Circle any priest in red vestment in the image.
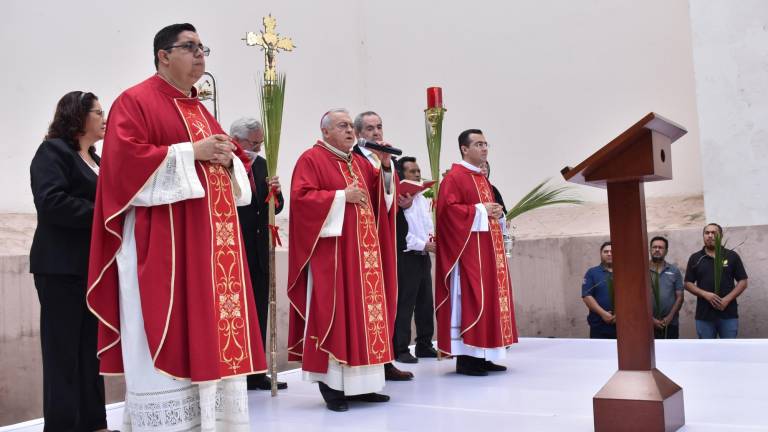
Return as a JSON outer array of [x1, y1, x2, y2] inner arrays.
[[287, 109, 398, 412], [435, 128, 519, 377], [86, 23, 265, 431]]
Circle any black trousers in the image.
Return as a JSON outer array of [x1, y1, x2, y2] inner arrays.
[[393, 253, 435, 355], [34, 274, 106, 432], [589, 324, 617, 339], [654, 324, 680, 339], [247, 262, 270, 384]]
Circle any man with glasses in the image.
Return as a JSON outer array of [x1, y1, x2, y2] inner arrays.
[[230, 117, 287, 391], [88, 23, 265, 430], [435, 129, 519, 376], [287, 109, 398, 411]]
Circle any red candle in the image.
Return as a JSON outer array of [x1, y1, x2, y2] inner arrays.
[[427, 87, 443, 108]]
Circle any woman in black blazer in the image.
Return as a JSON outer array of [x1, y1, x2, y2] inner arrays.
[[30, 91, 107, 431]]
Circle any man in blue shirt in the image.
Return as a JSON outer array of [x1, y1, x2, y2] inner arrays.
[[649, 236, 684, 339], [581, 242, 616, 339]]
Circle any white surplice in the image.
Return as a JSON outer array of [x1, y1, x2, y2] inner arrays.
[[117, 143, 253, 431]]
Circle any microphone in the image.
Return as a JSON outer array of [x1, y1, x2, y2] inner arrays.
[[357, 138, 403, 156]]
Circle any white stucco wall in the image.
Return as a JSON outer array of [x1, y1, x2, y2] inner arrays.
[[689, 0, 768, 227], [2, 0, 703, 213]]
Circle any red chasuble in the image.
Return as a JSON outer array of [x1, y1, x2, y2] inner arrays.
[[86, 75, 267, 381], [435, 163, 519, 354], [286, 143, 398, 373]]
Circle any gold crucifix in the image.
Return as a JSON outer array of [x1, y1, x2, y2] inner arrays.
[[243, 14, 295, 84]]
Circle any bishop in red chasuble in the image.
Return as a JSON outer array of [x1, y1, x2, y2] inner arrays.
[[86, 24, 264, 431], [435, 129, 518, 377], [287, 109, 398, 412]]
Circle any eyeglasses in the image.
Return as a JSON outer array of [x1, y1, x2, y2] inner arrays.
[[89, 109, 105, 117], [334, 122, 354, 131], [164, 42, 210, 56], [240, 138, 264, 147]]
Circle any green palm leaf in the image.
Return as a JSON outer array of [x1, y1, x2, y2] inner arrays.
[[259, 74, 286, 177], [505, 178, 583, 221]]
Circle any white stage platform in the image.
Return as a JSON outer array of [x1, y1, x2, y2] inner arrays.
[[4, 338, 767, 432]]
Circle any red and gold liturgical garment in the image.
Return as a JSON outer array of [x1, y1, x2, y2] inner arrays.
[[87, 75, 267, 382], [435, 163, 519, 354], [286, 142, 398, 373]]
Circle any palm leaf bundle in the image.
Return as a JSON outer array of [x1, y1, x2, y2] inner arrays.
[[260, 74, 286, 177], [713, 232, 727, 296], [425, 108, 445, 200], [651, 270, 661, 319]]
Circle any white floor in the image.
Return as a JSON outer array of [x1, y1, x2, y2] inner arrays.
[[4, 338, 768, 432]]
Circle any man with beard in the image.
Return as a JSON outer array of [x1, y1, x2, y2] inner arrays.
[[648, 236, 684, 339], [684, 223, 748, 338]]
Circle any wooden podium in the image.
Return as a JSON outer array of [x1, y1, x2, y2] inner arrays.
[[561, 113, 687, 432]]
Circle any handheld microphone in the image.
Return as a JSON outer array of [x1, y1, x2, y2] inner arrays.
[[357, 138, 403, 156]]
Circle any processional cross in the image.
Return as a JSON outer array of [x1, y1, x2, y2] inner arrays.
[[243, 14, 295, 84]]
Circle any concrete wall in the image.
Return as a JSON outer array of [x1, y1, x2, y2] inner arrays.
[[511, 225, 768, 339], [2, 0, 703, 213], [689, 0, 768, 227]]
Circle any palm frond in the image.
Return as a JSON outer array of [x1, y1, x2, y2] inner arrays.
[[505, 178, 583, 221], [713, 232, 727, 296], [259, 74, 286, 177]]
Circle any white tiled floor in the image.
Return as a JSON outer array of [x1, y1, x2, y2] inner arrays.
[[4, 338, 768, 431]]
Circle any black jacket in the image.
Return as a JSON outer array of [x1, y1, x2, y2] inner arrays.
[[237, 156, 284, 275], [29, 138, 100, 276]]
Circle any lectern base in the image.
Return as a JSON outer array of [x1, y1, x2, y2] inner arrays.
[[593, 369, 684, 432]]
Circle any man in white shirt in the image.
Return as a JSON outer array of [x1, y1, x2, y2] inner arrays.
[[393, 156, 438, 363]]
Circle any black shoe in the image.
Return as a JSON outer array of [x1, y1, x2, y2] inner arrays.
[[319, 382, 348, 411], [455, 355, 488, 376], [482, 360, 507, 372], [415, 345, 438, 358], [326, 400, 349, 412], [396, 352, 418, 364], [346, 392, 390, 403], [384, 362, 414, 381], [247, 374, 288, 390]]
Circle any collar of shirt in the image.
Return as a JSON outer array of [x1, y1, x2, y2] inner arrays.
[[459, 160, 481, 172], [320, 140, 352, 160], [649, 261, 672, 273], [357, 145, 380, 168]]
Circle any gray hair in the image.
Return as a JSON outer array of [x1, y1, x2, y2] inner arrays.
[[353, 111, 380, 134], [320, 108, 349, 130], [229, 117, 263, 139]]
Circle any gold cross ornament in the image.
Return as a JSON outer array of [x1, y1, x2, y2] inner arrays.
[[243, 14, 295, 83]]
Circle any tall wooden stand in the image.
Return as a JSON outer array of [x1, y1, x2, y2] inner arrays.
[[562, 113, 688, 432]]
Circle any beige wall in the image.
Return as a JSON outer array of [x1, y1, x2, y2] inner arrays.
[[2, 0, 702, 213]]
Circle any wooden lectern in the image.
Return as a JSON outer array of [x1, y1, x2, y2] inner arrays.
[[561, 113, 687, 432]]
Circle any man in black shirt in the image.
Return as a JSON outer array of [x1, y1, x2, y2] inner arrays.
[[684, 223, 748, 338]]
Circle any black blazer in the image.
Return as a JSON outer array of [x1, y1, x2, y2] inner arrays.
[[29, 138, 100, 276], [237, 156, 284, 275]]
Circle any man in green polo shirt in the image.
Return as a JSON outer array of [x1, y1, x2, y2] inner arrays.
[[649, 236, 684, 339]]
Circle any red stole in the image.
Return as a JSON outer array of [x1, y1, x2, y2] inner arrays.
[[435, 163, 518, 354], [87, 75, 266, 381], [286, 143, 397, 372]]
